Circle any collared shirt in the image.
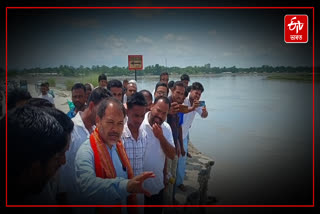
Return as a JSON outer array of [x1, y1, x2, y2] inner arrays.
[[181, 94, 203, 139], [75, 139, 129, 205], [39, 94, 54, 104], [122, 122, 147, 176], [58, 112, 95, 203], [141, 112, 175, 195], [123, 94, 128, 104]]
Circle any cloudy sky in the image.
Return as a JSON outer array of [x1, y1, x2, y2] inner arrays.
[[6, 8, 314, 69]]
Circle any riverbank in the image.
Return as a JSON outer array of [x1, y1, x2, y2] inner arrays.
[[174, 142, 216, 204], [10, 71, 319, 92], [266, 72, 320, 82]]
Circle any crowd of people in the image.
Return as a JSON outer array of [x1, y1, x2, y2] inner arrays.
[[6, 72, 208, 213]]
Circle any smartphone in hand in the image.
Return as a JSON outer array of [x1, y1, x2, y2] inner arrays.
[[199, 101, 206, 107]]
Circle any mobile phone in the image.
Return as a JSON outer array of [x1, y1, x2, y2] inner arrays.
[[179, 104, 189, 113], [199, 101, 205, 107]]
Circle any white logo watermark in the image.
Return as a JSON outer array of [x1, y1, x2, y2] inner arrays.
[[287, 17, 304, 34]]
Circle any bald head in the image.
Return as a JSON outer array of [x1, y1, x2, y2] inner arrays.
[[96, 97, 126, 146], [97, 97, 126, 119]]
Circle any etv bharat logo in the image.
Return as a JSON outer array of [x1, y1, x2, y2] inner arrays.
[[284, 15, 308, 43]]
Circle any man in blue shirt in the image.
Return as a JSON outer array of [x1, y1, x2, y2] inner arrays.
[[75, 97, 155, 209]]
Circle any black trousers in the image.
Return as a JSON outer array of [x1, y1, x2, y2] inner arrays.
[[144, 188, 164, 214]]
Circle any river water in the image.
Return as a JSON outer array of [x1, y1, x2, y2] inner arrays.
[[137, 74, 317, 205], [21, 73, 317, 205]]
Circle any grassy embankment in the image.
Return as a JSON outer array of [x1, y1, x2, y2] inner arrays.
[[266, 73, 320, 82], [64, 74, 100, 90]]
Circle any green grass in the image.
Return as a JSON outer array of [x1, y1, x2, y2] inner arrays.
[[65, 80, 75, 91], [47, 78, 56, 87], [267, 73, 320, 82], [64, 74, 101, 90], [81, 74, 99, 87]]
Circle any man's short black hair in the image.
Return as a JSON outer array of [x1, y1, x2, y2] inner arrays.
[[107, 79, 123, 90], [127, 92, 147, 110], [7, 88, 32, 110], [168, 80, 175, 89], [186, 86, 192, 94], [97, 97, 126, 119], [184, 88, 189, 97], [88, 87, 113, 105], [98, 74, 107, 82], [172, 81, 185, 90], [139, 89, 153, 101], [191, 82, 204, 93], [71, 83, 86, 93], [154, 96, 171, 109], [160, 72, 169, 80], [41, 107, 74, 135], [27, 98, 54, 108], [155, 82, 169, 95], [180, 74, 190, 81], [7, 105, 66, 177]]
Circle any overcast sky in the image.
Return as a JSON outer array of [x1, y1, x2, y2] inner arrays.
[[5, 8, 314, 69]]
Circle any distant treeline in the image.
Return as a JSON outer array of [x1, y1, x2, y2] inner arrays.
[[2, 64, 317, 77]]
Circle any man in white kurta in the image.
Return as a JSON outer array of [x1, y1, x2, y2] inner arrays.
[[140, 97, 175, 214], [142, 111, 174, 196], [176, 82, 208, 190], [58, 111, 93, 203]]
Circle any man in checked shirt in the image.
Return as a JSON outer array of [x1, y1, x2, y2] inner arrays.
[[122, 92, 148, 209]]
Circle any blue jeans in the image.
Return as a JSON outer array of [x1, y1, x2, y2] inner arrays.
[[176, 135, 188, 186]]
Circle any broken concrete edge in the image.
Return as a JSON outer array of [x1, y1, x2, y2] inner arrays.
[[173, 141, 216, 207]]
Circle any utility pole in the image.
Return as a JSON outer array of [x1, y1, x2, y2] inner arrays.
[[135, 69, 137, 81]]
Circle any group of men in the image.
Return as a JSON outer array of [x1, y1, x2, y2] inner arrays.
[[7, 72, 208, 213]]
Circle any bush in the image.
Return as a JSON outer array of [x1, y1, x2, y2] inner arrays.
[[65, 80, 75, 91], [81, 74, 99, 87], [47, 78, 56, 87]]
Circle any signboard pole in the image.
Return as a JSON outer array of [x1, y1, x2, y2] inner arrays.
[[135, 69, 137, 81]]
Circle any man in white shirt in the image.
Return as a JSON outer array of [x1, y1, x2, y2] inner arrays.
[[176, 82, 208, 191], [123, 81, 137, 104], [39, 83, 54, 106], [58, 87, 112, 204], [141, 96, 175, 214]]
